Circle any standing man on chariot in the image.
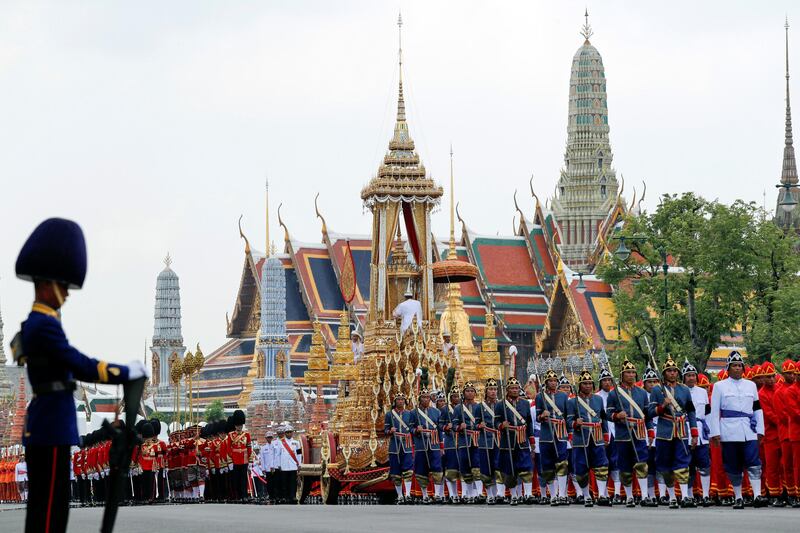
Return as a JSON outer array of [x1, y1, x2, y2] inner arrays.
[[567, 370, 610, 507], [648, 355, 698, 509], [410, 387, 444, 503], [708, 351, 768, 509], [499, 377, 535, 506], [452, 381, 483, 502], [384, 392, 414, 504], [606, 358, 655, 507], [392, 284, 423, 337], [536, 370, 570, 506]]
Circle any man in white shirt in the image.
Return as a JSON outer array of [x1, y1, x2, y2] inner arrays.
[[683, 360, 712, 506], [276, 425, 302, 504], [351, 329, 364, 364], [708, 351, 768, 509], [393, 286, 423, 337], [15, 453, 28, 502], [260, 432, 276, 502], [271, 427, 286, 503]]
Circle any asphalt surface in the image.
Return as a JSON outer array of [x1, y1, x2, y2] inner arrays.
[[1, 503, 797, 532]]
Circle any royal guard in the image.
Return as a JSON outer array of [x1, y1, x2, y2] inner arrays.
[[166, 436, 181, 502], [708, 351, 768, 509], [498, 377, 535, 506], [683, 360, 712, 506], [648, 355, 698, 508], [641, 366, 663, 502], [596, 368, 621, 503], [384, 392, 414, 504], [148, 419, 167, 502], [775, 359, 797, 506], [567, 370, 610, 507], [607, 358, 656, 507], [439, 385, 462, 503], [536, 369, 570, 506], [757, 362, 783, 504], [138, 422, 158, 503], [410, 387, 444, 503], [476, 378, 505, 504], [786, 360, 800, 508], [227, 410, 252, 502], [452, 381, 482, 502]]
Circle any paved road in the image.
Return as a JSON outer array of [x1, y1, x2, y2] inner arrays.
[[1, 503, 797, 533]]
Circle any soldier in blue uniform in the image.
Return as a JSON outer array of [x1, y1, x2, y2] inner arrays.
[[567, 370, 610, 507], [607, 358, 656, 507], [384, 392, 414, 504], [647, 355, 698, 509], [642, 365, 663, 502], [438, 386, 462, 503], [409, 388, 444, 503], [597, 367, 622, 503], [476, 378, 505, 504], [12, 218, 147, 533], [452, 381, 482, 502], [682, 359, 712, 506], [536, 369, 570, 505], [498, 377, 535, 505]]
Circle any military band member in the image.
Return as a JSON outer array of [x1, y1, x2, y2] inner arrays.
[[453, 381, 483, 502], [439, 387, 462, 502], [410, 388, 444, 503], [13, 218, 147, 533], [384, 392, 414, 503], [138, 422, 158, 503], [606, 358, 655, 507], [499, 377, 535, 506], [648, 355, 698, 508], [567, 370, 610, 507], [477, 378, 505, 503], [708, 351, 768, 509], [536, 370, 570, 506], [228, 410, 252, 502], [683, 360, 712, 506]]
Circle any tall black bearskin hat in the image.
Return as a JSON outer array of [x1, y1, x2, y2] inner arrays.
[[226, 416, 235, 433], [232, 409, 246, 426], [149, 418, 162, 436], [140, 422, 155, 439], [16, 218, 88, 289]]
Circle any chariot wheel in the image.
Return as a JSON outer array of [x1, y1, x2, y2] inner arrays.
[[320, 473, 341, 505]]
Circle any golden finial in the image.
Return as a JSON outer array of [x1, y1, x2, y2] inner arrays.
[[580, 8, 594, 44], [395, 11, 406, 123], [277, 203, 290, 245], [238, 215, 251, 255], [449, 144, 456, 256], [163, 253, 172, 269], [314, 192, 328, 238]]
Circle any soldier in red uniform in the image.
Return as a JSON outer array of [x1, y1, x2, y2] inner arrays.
[[757, 362, 784, 504], [166, 434, 182, 503], [786, 360, 800, 508], [149, 419, 167, 502], [775, 360, 797, 506], [227, 410, 252, 502], [138, 422, 158, 503]]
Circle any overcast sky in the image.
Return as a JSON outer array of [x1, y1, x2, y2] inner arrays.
[[0, 1, 796, 368]]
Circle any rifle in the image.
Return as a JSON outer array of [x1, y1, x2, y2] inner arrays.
[[642, 337, 689, 456], [101, 377, 146, 533], [499, 360, 515, 480]]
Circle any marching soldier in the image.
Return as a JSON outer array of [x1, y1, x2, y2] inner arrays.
[[13, 217, 147, 533], [138, 422, 158, 503], [439, 386, 462, 502], [607, 358, 655, 507], [782, 360, 800, 507], [648, 355, 698, 508], [756, 362, 783, 504], [708, 351, 768, 509], [536, 369, 570, 506], [150, 418, 168, 502], [384, 392, 414, 504], [499, 377, 535, 505], [567, 370, 610, 507], [683, 360, 712, 506], [597, 368, 621, 503], [452, 381, 483, 502], [228, 410, 253, 502], [410, 388, 444, 503], [477, 378, 505, 504], [642, 366, 663, 502]]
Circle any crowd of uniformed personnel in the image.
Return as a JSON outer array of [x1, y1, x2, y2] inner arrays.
[[382, 353, 800, 509], [62, 408, 303, 506]]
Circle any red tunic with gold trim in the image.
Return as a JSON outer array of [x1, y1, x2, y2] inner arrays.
[[226, 430, 252, 466]]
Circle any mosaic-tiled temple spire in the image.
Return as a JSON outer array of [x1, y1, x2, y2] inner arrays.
[[776, 18, 800, 231], [551, 11, 619, 269], [150, 254, 186, 412]]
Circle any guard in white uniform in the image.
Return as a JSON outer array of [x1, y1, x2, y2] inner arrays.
[[15, 453, 29, 502], [392, 285, 423, 336], [275, 425, 302, 504], [708, 351, 768, 509], [683, 360, 712, 506]]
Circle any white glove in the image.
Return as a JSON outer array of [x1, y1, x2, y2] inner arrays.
[[128, 360, 150, 380]]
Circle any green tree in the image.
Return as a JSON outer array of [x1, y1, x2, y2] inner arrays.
[[150, 411, 173, 424], [598, 193, 798, 370], [204, 399, 225, 422]]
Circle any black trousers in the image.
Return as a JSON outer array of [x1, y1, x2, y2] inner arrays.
[[26, 444, 71, 533], [157, 469, 167, 501], [283, 470, 297, 503], [141, 471, 156, 502], [232, 464, 248, 500]]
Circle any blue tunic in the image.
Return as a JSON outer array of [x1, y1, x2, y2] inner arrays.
[[409, 406, 442, 451], [647, 383, 697, 441], [21, 305, 131, 446], [567, 394, 608, 447], [606, 385, 653, 442], [535, 390, 569, 443], [384, 409, 414, 454]]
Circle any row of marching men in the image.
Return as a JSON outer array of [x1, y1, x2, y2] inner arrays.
[[384, 350, 796, 510], [0, 445, 28, 503]]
